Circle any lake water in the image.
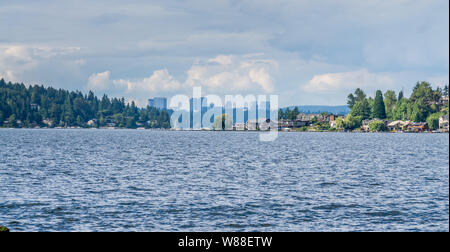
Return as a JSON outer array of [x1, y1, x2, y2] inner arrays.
[[0, 129, 448, 232]]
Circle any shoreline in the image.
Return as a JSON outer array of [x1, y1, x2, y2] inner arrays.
[[0, 127, 448, 134]]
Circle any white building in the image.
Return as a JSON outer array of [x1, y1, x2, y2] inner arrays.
[[246, 119, 278, 131], [439, 115, 449, 132]]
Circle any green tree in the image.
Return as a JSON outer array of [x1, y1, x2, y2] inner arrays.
[[63, 96, 74, 125], [212, 114, 232, 130], [410, 82, 437, 106], [369, 120, 387, 132], [286, 107, 299, 120], [384, 90, 397, 119], [354, 88, 366, 102], [392, 98, 409, 120], [441, 100, 449, 115], [398, 90, 404, 101], [278, 109, 284, 120], [336, 117, 344, 129], [125, 117, 137, 128], [426, 113, 443, 130], [347, 93, 356, 109], [409, 97, 430, 122], [7, 114, 17, 128], [350, 99, 371, 119], [76, 115, 83, 127], [372, 90, 386, 119], [337, 114, 362, 131]]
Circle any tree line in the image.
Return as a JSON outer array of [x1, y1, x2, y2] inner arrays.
[[338, 81, 448, 130], [0, 79, 171, 128]]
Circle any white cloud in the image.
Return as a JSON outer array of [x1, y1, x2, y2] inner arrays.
[[302, 69, 395, 93], [185, 54, 277, 93], [87, 71, 111, 91], [208, 55, 234, 65], [0, 46, 39, 82], [0, 44, 81, 83], [85, 69, 182, 106], [113, 69, 181, 92], [85, 54, 278, 106]]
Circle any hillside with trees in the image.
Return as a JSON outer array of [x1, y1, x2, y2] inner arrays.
[[0, 79, 171, 128], [338, 81, 449, 131]]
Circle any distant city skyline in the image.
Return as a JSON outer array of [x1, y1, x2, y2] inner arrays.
[[0, 0, 448, 107], [148, 97, 167, 110]]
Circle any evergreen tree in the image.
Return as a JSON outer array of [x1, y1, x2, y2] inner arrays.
[[290, 107, 299, 120], [398, 90, 404, 101], [354, 88, 366, 102], [278, 109, 284, 120], [347, 93, 356, 109], [372, 90, 386, 119]]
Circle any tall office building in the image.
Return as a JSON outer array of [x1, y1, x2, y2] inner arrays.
[[190, 97, 207, 129], [148, 97, 167, 110]]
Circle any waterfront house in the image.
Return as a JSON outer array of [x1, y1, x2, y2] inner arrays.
[[246, 119, 259, 131], [407, 122, 429, 133], [279, 119, 294, 129], [246, 119, 277, 131], [42, 119, 53, 127], [329, 114, 345, 128], [387, 120, 411, 132], [297, 113, 327, 122], [361, 119, 393, 132], [278, 119, 307, 129], [296, 113, 308, 121], [439, 115, 449, 132], [234, 123, 246, 131], [259, 119, 278, 131], [439, 96, 449, 106], [293, 120, 308, 128], [329, 120, 337, 128], [297, 113, 316, 121], [87, 119, 97, 127], [361, 119, 372, 132], [30, 103, 40, 111]]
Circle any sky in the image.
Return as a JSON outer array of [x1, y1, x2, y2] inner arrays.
[[0, 0, 448, 107]]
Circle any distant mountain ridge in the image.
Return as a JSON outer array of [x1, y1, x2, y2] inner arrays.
[[282, 105, 350, 115]]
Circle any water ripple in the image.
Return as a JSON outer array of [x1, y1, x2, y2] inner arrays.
[[0, 129, 448, 232]]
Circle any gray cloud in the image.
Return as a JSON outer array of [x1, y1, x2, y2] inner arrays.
[[0, 0, 448, 106]]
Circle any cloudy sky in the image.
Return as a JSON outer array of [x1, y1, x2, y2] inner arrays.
[[0, 0, 448, 107]]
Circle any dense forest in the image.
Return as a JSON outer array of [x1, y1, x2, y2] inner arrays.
[[339, 81, 449, 130], [0, 79, 171, 128]]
